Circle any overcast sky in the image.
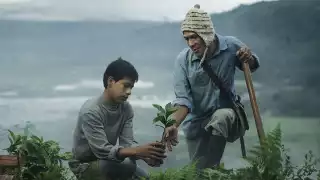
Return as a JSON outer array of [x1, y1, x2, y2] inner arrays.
[[0, 0, 273, 21]]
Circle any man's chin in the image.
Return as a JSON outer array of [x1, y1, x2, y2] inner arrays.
[[194, 51, 204, 58], [191, 49, 203, 57]]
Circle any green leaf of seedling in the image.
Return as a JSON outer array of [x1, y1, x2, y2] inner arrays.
[[152, 104, 165, 113], [165, 102, 173, 110], [165, 119, 177, 127], [165, 107, 178, 119], [153, 115, 167, 125], [159, 117, 167, 126], [167, 106, 178, 112], [157, 112, 166, 118], [155, 124, 165, 129], [153, 116, 162, 124]]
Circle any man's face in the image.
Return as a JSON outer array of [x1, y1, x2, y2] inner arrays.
[[183, 31, 206, 57], [107, 77, 135, 103]]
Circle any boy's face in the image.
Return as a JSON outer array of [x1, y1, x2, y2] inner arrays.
[[107, 77, 135, 103]]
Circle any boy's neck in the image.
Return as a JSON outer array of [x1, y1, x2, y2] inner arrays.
[[101, 90, 119, 109]]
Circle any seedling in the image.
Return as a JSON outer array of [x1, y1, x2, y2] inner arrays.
[[150, 102, 178, 166], [152, 102, 178, 142]]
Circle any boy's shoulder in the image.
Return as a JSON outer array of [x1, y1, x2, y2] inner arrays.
[[78, 96, 101, 116], [78, 96, 134, 118], [122, 101, 134, 116]]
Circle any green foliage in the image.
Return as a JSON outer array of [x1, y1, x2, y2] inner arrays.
[[4, 123, 319, 180], [241, 124, 284, 179], [32, 166, 73, 180], [3, 124, 73, 180], [152, 102, 178, 129], [147, 124, 320, 180], [146, 162, 200, 180]]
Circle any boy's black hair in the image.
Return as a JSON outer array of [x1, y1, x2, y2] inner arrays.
[[103, 57, 139, 88]]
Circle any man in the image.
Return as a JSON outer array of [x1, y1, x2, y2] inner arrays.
[[69, 57, 166, 180], [164, 5, 260, 169]]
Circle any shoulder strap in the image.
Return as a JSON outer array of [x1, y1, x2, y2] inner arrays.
[[201, 60, 235, 102], [201, 60, 226, 94], [186, 49, 235, 102]]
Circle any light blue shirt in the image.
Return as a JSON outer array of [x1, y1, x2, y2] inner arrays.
[[172, 34, 260, 133]]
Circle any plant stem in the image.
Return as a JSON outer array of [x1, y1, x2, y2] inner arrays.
[[160, 130, 165, 143], [155, 124, 166, 143]]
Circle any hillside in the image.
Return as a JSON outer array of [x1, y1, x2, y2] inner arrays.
[[1, 0, 320, 116]]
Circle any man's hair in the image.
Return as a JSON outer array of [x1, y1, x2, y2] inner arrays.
[[103, 57, 139, 88]]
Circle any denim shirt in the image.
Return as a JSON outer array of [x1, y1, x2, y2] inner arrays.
[[172, 34, 260, 133]]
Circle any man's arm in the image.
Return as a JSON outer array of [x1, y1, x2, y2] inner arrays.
[[171, 52, 193, 127], [230, 37, 260, 72], [81, 112, 136, 162]]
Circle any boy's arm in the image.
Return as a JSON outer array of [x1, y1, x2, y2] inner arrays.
[[119, 104, 135, 148], [81, 112, 134, 162], [118, 104, 141, 160]]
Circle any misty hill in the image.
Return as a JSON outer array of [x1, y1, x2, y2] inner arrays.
[[1, 0, 320, 116]]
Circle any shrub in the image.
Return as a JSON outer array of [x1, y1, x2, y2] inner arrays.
[[3, 126, 73, 180]]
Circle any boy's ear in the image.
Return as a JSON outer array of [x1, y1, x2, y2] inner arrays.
[[108, 76, 115, 86]]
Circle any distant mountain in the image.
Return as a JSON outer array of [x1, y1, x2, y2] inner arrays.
[[1, 0, 319, 116]]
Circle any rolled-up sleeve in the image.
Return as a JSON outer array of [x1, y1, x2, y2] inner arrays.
[[172, 52, 193, 112], [81, 112, 124, 162], [230, 37, 260, 72]]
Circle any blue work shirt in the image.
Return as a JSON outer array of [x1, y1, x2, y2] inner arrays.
[[172, 34, 260, 134]]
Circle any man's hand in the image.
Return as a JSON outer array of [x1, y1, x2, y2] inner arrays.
[[236, 47, 254, 63], [163, 125, 179, 151], [134, 142, 167, 160]]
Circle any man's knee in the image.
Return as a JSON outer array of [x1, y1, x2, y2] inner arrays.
[[213, 108, 236, 121], [186, 133, 226, 169], [204, 108, 236, 138]]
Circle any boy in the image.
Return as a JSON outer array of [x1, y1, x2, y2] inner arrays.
[[70, 57, 166, 180]]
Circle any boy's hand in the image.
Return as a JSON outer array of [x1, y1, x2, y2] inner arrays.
[[134, 142, 166, 160]]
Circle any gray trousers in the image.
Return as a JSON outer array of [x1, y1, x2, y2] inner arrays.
[[184, 108, 236, 169], [99, 158, 149, 180], [69, 158, 149, 180]]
